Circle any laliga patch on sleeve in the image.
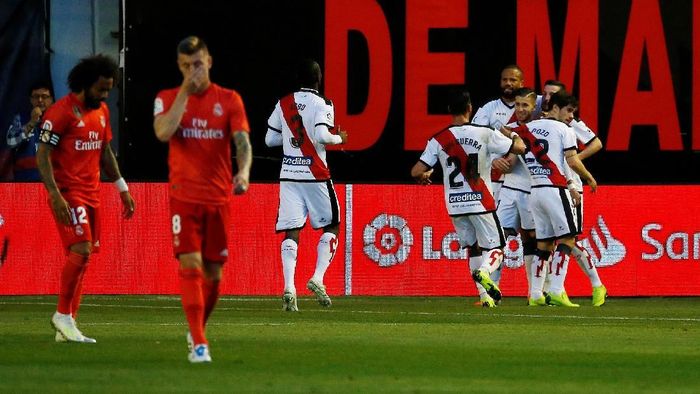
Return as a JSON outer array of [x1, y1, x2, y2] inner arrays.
[[154, 98, 164, 116]]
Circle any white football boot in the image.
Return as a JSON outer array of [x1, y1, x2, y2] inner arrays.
[[188, 344, 212, 363], [306, 278, 331, 307], [186, 332, 194, 352], [282, 290, 298, 312], [51, 312, 85, 343], [74, 323, 97, 344]]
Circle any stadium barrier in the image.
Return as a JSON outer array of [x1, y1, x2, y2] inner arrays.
[[1, 183, 698, 296]]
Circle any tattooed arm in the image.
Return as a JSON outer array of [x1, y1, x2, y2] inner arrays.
[[232, 131, 252, 195]]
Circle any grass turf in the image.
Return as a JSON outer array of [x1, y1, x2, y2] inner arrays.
[[0, 296, 699, 393]]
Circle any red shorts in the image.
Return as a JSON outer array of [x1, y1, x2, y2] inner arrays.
[[170, 198, 230, 262], [51, 198, 101, 254]]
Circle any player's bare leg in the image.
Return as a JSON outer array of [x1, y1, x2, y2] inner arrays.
[[52, 241, 95, 343], [307, 224, 337, 307], [281, 230, 300, 311], [178, 252, 211, 362]]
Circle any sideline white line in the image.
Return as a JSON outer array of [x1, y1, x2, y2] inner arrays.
[[78, 322, 296, 327], [2, 301, 698, 322]]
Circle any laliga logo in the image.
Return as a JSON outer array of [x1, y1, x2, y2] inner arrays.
[[363, 214, 468, 266], [363, 214, 413, 267], [579, 215, 626, 267]]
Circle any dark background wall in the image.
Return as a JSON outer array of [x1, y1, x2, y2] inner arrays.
[[122, 0, 700, 184]]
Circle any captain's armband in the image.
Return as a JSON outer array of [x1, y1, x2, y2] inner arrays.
[[39, 126, 60, 147]]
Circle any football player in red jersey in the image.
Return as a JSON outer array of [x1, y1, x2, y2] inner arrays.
[[154, 36, 252, 363], [36, 55, 135, 343]]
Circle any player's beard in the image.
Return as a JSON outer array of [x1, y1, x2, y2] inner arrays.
[[84, 94, 103, 109], [502, 88, 515, 101]]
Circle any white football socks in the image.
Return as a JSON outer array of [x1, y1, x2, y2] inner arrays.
[[480, 248, 503, 274], [530, 253, 550, 300], [312, 232, 337, 283], [523, 254, 534, 294], [547, 250, 570, 295], [572, 243, 603, 287], [281, 239, 298, 293], [469, 255, 488, 299]]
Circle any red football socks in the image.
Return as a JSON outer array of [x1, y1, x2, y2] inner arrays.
[[71, 267, 88, 319], [57, 252, 89, 315], [179, 267, 207, 345], [202, 278, 220, 325]]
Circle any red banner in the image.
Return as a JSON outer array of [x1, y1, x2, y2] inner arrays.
[[349, 184, 700, 296], [1, 183, 698, 296], [0, 184, 345, 296]]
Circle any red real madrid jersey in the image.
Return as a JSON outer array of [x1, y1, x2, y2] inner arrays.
[[40, 93, 112, 207], [154, 83, 250, 204]]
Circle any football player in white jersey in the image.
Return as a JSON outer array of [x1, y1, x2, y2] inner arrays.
[[539, 82, 607, 306], [265, 59, 348, 312], [536, 80, 566, 119], [512, 91, 597, 307], [496, 88, 539, 303], [411, 88, 525, 307], [472, 65, 526, 287]]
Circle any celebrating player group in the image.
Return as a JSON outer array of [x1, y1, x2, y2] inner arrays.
[[37, 36, 604, 363], [412, 65, 606, 309]]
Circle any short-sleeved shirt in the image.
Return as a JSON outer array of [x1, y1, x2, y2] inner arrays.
[[513, 118, 577, 188], [419, 123, 514, 215], [40, 93, 112, 207], [569, 118, 598, 191], [502, 122, 533, 193], [154, 83, 250, 205], [472, 98, 518, 183], [267, 88, 335, 181]]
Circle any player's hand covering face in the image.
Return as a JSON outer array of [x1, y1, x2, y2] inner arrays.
[[178, 50, 212, 95]]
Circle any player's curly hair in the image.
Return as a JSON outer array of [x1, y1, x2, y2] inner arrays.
[[67, 54, 119, 93]]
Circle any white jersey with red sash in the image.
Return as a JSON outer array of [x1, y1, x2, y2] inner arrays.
[[472, 98, 519, 185], [267, 88, 335, 181], [418, 123, 514, 216], [512, 118, 577, 189]]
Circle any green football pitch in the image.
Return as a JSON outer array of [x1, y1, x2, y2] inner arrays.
[[1, 296, 699, 393]]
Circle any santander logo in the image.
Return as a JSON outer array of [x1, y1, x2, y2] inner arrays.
[[578, 215, 626, 267]]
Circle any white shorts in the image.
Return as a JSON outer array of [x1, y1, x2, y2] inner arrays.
[[530, 187, 578, 241], [491, 182, 502, 203], [276, 180, 340, 232], [497, 186, 535, 231], [450, 212, 505, 250]]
